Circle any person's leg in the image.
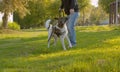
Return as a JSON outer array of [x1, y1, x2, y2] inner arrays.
[[67, 12, 79, 46]]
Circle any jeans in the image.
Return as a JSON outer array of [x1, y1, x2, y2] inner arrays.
[[67, 12, 79, 46]]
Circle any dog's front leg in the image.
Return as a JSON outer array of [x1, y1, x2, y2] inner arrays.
[[48, 30, 52, 48], [66, 35, 72, 48], [60, 36, 66, 50], [48, 36, 50, 48], [48, 34, 52, 48]]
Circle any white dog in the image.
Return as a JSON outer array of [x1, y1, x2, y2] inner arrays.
[[45, 17, 72, 50]]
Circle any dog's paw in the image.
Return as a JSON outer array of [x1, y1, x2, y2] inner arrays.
[[48, 45, 50, 48], [68, 45, 72, 48], [64, 48, 67, 50]]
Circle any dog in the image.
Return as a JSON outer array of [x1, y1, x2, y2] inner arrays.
[[45, 17, 72, 50]]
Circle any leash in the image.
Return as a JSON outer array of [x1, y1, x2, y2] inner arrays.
[[59, 10, 65, 18], [58, 10, 69, 21]]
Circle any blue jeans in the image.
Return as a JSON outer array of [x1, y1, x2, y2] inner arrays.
[[67, 12, 79, 46]]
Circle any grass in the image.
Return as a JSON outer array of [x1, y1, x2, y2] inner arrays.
[[0, 25, 120, 72]]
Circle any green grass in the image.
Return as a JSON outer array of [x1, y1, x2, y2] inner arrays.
[[0, 25, 120, 72]]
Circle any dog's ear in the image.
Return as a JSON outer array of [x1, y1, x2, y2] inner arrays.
[[54, 18, 59, 20]]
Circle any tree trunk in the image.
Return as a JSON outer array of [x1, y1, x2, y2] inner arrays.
[[2, 12, 9, 29], [82, 10, 85, 26]]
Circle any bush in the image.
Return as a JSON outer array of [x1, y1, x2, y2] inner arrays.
[[8, 22, 20, 30]]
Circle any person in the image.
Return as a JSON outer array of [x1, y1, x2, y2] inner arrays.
[[59, 0, 79, 47]]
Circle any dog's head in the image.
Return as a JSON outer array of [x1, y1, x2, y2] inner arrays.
[[54, 17, 68, 28]]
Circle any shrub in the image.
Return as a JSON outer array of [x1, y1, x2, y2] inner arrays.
[[8, 22, 20, 30]]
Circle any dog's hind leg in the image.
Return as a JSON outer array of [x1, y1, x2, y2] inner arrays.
[[60, 36, 66, 50], [66, 35, 72, 48], [53, 35, 57, 46]]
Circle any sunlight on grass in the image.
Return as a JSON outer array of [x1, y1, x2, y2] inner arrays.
[[76, 25, 119, 32], [14, 46, 120, 62], [104, 37, 120, 44], [0, 29, 47, 39]]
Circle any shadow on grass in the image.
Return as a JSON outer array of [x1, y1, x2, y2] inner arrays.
[[0, 34, 64, 59]]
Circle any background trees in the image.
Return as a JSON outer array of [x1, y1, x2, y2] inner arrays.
[[99, 0, 115, 13], [0, 0, 116, 29], [14, 0, 90, 29], [0, 0, 29, 29], [14, 0, 61, 28], [99, 0, 120, 25], [89, 6, 109, 25]]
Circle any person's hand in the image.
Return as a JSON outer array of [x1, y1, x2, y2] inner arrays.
[[70, 9, 74, 14]]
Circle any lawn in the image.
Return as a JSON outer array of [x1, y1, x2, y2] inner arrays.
[[0, 26, 120, 72]]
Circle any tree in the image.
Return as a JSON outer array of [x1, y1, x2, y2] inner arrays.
[[14, 0, 61, 29], [89, 6, 109, 25], [14, 0, 91, 28], [77, 0, 90, 11], [14, 0, 46, 28], [0, 0, 29, 29], [77, 0, 91, 25], [99, 0, 115, 13]]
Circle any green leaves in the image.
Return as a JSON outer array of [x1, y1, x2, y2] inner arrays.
[[13, 0, 91, 28], [89, 7, 109, 25], [78, 0, 90, 11], [0, 0, 30, 28], [0, 0, 29, 18], [99, 0, 115, 13]]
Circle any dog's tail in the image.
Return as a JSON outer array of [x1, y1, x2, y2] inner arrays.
[[45, 19, 52, 29]]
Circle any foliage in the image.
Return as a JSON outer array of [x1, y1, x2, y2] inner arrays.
[[99, 0, 115, 13], [78, 4, 92, 26], [78, 0, 90, 11], [89, 6, 109, 25], [77, 0, 91, 26], [8, 22, 20, 30], [14, 0, 90, 29], [0, 26, 120, 71], [14, 0, 60, 29], [78, 5, 109, 26], [0, 0, 29, 18], [0, 0, 30, 28]]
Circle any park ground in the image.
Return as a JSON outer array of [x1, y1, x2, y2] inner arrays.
[[0, 25, 120, 72]]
